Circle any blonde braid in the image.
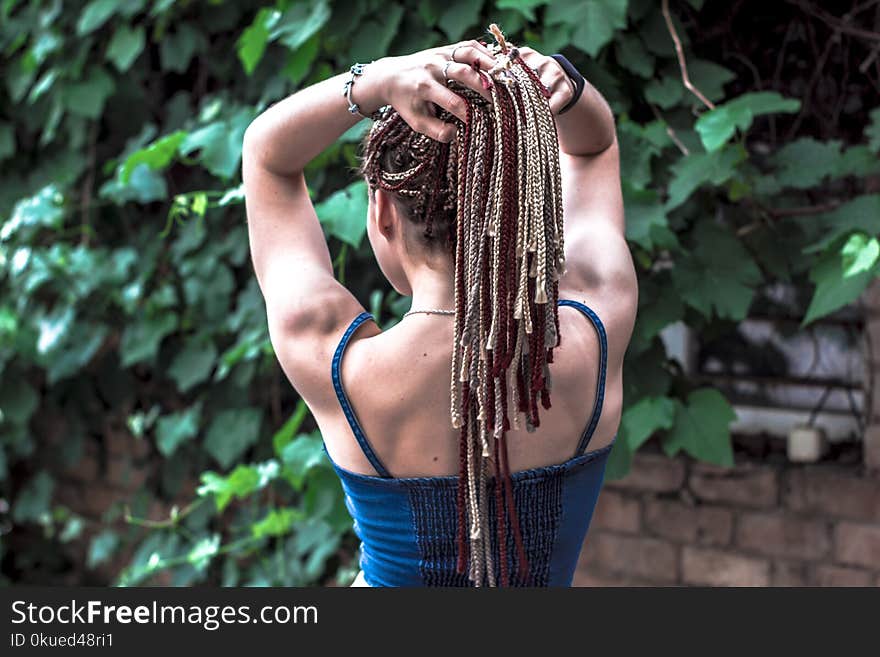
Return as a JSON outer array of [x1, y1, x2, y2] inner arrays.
[[426, 24, 565, 585]]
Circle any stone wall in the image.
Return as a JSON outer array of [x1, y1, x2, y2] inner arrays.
[[574, 451, 880, 586]]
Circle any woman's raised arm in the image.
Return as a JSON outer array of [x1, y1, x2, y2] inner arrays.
[[240, 42, 496, 411]]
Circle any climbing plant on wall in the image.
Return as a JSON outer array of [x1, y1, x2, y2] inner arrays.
[[1, 0, 878, 584]]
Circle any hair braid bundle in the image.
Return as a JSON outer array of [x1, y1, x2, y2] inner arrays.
[[359, 24, 565, 587], [447, 24, 565, 586]]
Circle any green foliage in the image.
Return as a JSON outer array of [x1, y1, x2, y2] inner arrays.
[[695, 92, 800, 152], [1, 0, 878, 586]]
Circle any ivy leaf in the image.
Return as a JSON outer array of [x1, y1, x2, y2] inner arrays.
[[187, 534, 220, 571], [624, 186, 674, 251], [687, 59, 736, 103], [803, 195, 880, 254], [1, 185, 65, 242], [87, 530, 120, 568], [12, 470, 54, 523], [438, 1, 482, 41], [252, 507, 305, 539], [61, 67, 115, 119], [283, 34, 319, 84], [180, 109, 253, 179], [546, 0, 628, 57], [198, 465, 261, 511], [272, 0, 331, 51], [617, 118, 670, 190], [204, 408, 263, 469], [842, 233, 880, 277], [620, 396, 676, 451], [45, 322, 108, 384], [273, 400, 309, 455], [281, 432, 328, 491], [671, 221, 762, 320], [769, 138, 842, 189], [662, 389, 735, 466], [496, 0, 550, 21], [76, 0, 123, 36], [237, 7, 276, 76], [315, 180, 368, 247], [350, 5, 405, 61], [803, 238, 880, 326], [0, 378, 38, 425], [644, 76, 682, 109], [666, 145, 745, 210], [106, 24, 145, 72], [615, 33, 654, 78], [119, 312, 178, 367], [120, 131, 187, 183], [630, 275, 683, 354], [101, 162, 168, 203], [834, 145, 880, 179], [156, 403, 202, 457], [167, 339, 217, 393], [603, 438, 633, 480], [159, 23, 204, 73], [695, 91, 800, 152]]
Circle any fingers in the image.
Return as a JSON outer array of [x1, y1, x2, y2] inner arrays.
[[514, 48, 575, 116], [422, 80, 470, 124], [448, 40, 497, 72], [400, 103, 458, 143], [443, 61, 493, 101]]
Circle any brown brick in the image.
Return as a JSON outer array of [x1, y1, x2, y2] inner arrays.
[[104, 429, 151, 458], [607, 453, 686, 493], [582, 532, 679, 582], [834, 522, 880, 568], [689, 462, 778, 508], [864, 425, 880, 474], [572, 569, 652, 587], [784, 468, 880, 522], [772, 560, 808, 587], [644, 500, 732, 546], [106, 456, 149, 490], [736, 512, 831, 560], [812, 565, 874, 587], [864, 278, 880, 311], [59, 451, 101, 483], [591, 490, 641, 533], [682, 547, 770, 587], [55, 481, 125, 519]]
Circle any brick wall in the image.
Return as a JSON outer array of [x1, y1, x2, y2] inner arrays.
[[574, 451, 880, 587]]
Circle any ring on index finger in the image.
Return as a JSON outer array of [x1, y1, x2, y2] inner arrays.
[[442, 60, 454, 81], [450, 45, 464, 62]]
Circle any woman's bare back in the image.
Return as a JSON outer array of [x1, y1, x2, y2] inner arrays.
[[313, 283, 630, 479]]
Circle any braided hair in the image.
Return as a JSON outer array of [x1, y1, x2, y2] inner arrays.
[[359, 24, 565, 587]]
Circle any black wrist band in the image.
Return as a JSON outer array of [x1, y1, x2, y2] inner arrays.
[[551, 54, 586, 115]]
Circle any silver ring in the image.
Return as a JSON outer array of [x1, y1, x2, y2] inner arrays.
[[442, 60, 454, 80], [450, 45, 464, 62]]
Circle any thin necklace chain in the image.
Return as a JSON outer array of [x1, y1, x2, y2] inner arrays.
[[403, 308, 456, 318]]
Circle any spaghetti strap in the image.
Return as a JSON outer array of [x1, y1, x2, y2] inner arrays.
[[330, 311, 391, 478], [557, 299, 609, 456]]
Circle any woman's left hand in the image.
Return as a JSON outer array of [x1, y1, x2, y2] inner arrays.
[[356, 40, 498, 143]]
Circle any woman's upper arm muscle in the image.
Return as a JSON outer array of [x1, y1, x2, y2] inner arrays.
[[557, 137, 637, 368], [557, 137, 628, 291], [242, 149, 369, 409]]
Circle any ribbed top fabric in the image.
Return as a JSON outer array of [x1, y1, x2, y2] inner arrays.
[[326, 298, 613, 586]]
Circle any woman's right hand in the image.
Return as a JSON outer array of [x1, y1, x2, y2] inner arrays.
[[513, 47, 578, 116], [356, 41, 499, 143]]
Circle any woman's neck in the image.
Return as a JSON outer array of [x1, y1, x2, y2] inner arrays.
[[405, 259, 456, 312]]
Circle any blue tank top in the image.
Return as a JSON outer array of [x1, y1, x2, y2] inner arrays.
[[326, 298, 614, 586]]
